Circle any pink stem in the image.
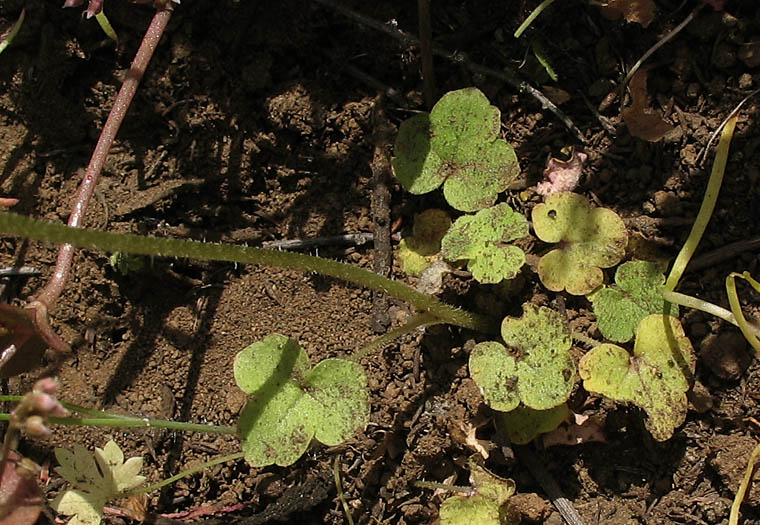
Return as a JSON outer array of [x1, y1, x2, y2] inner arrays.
[[33, 8, 172, 310]]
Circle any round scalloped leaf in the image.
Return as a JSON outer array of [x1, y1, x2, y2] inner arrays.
[[234, 335, 370, 466], [306, 359, 369, 446], [237, 382, 317, 467], [579, 314, 695, 441], [233, 334, 311, 394], [392, 88, 520, 212], [496, 404, 571, 445], [501, 305, 576, 410], [440, 139, 520, 212], [469, 341, 520, 412], [392, 113, 446, 195], [591, 260, 678, 343], [532, 192, 628, 295], [441, 203, 528, 284], [430, 88, 501, 156], [398, 209, 452, 276]]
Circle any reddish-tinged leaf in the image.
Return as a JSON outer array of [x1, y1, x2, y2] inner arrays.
[[0, 452, 43, 525], [0, 303, 69, 379]]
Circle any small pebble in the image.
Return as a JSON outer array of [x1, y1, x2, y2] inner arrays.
[[699, 330, 751, 380]]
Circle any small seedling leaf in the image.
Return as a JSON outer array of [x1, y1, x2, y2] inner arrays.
[[306, 358, 369, 446], [439, 457, 517, 525], [532, 192, 627, 295], [470, 341, 521, 412], [441, 203, 528, 284], [496, 404, 571, 445], [392, 88, 520, 212], [393, 113, 446, 195], [470, 305, 576, 411], [234, 334, 369, 466], [592, 260, 678, 342], [579, 314, 695, 441], [398, 209, 451, 276], [52, 440, 146, 525]]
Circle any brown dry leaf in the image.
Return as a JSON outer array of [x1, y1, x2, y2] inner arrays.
[[622, 70, 675, 142], [0, 452, 43, 525], [592, 0, 656, 27], [452, 420, 492, 460]]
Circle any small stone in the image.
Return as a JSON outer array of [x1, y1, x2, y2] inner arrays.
[[738, 73, 753, 90], [739, 42, 760, 69], [687, 380, 714, 413], [511, 492, 552, 523], [699, 330, 752, 380], [653, 190, 682, 217]]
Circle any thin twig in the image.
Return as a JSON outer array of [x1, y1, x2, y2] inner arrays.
[[312, 0, 586, 143], [0, 266, 39, 277], [417, 0, 435, 109], [515, 445, 585, 525], [618, 4, 704, 106], [688, 236, 760, 273], [697, 88, 760, 166]]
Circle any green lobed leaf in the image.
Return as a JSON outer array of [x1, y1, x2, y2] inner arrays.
[[579, 314, 695, 441], [469, 305, 576, 411], [591, 260, 678, 343], [532, 192, 628, 295], [392, 88, 520, 212], [392, 113, 446, 195], [496, 404, 571, 445], [234, 334, 370, 466], [398, 209, 451, 276], [439, 457, 517, 525], [306, 358, 370, 446], [440, 203, 528, 284]]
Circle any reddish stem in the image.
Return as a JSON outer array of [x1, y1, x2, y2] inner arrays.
[[33, 8, 172, 311]]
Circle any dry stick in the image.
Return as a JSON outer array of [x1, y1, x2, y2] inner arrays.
[[27, 8, 173, 347], [312, 0, 585, 143], [697, 88, 760, 167], [614, 3, 704, 110], [370, 99, 393, 333]]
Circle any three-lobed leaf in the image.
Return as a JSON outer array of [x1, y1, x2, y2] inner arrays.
[[393, 88, 520, 212], [440, 203, 528, 284], [234, 334, 369, 467], [591, 260, 678, 343], [532, 192, 628, 295], [469, 305, 576, 412], [579, 314, 695, 441]]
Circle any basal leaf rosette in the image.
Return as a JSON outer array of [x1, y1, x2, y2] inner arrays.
[[532, 192, 627, 295], [579, 314, 695, 441], [234, 334, 369, 467], [440, 203, 528, 284], [469, 305, 576, 412], [591, 260, 678, 343], [398, 209, 452, 276], [392, 88, 520, 212]]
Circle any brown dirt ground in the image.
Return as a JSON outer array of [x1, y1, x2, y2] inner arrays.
[[1, 0, 760, 524]]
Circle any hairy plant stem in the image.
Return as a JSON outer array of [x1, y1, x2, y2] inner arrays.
[[349, 312, 443, 362], [0, 395, 238, 434], [0, 213, 497, 333], [33, 7, 172, 314]]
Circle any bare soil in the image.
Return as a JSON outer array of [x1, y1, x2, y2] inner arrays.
[[1, 1, 760, 524]]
